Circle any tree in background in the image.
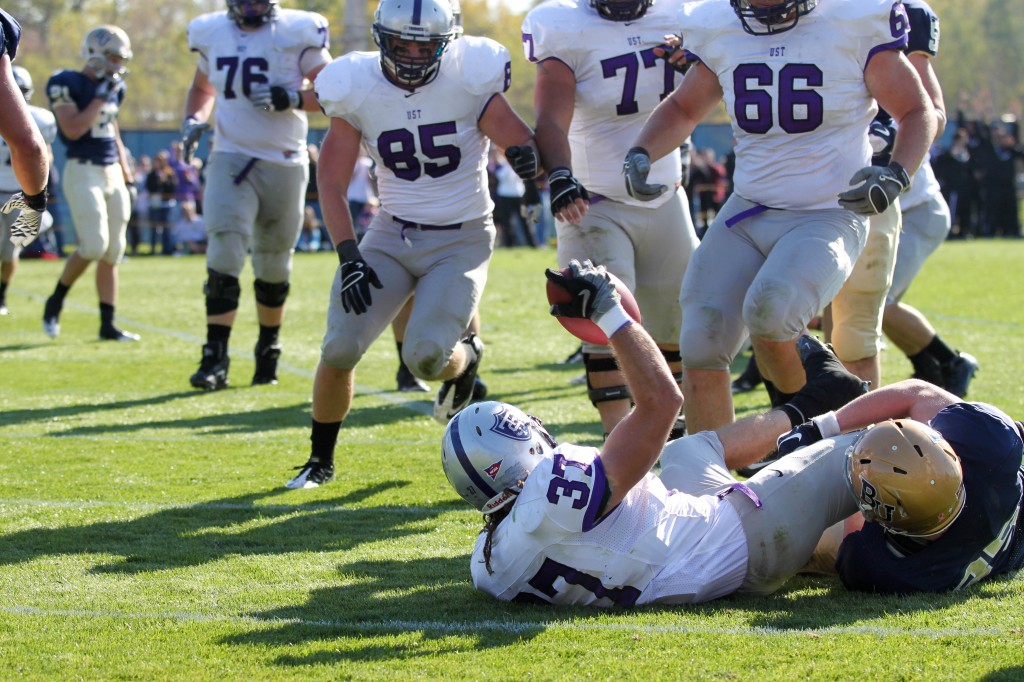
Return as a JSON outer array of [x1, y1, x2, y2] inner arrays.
[[4, 0, 1022, 129]]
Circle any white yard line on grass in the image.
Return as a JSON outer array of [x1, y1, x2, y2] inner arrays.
[[0, 497, 450, 515], [0, 605, 1008, 638], [9, 288, 435, 417]]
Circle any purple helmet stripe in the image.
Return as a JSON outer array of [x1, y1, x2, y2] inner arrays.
[[412, 0, 423, 25], [450, 413, 500, 500]]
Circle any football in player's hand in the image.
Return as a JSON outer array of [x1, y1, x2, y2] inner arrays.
[[545, 267, 641, 345]]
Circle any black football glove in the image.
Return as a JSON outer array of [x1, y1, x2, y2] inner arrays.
[[505, 145, 539, 180], [781, 335, 869, 426], [520, 179, 542, 229], [336, 240, 383, 315], [623, 147, 667, 201], [838, 161, 910, 215], [2, 190, 47, 247], [547, 167, 589, 217], [544, 259, 621, 322], [775, 421, 824, 457], [181, 117, 211, 164]]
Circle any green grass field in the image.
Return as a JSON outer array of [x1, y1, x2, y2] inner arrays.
[[1, 240, 1022, 680]]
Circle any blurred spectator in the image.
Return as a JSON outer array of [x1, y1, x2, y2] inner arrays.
[[933, 127, 979, 238], [173, 200, 207, 254], [146, 151, 179, 255], [127, 154, 151, 255], [687, 148, 726, 237], [492, 152, 535, 247], [980, 125, 1022, 237], [347, 152, 376, 243], [297, 205, 321, 252]]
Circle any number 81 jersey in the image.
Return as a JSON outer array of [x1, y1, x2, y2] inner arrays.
[[316, 36, 510, 226]]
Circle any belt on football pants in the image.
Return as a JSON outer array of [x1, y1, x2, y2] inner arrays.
[[717, 482, 763, 508], [393, 216, 462, 246], [70, 157, 116, 167]]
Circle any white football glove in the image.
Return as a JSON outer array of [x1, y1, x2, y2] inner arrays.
[[2, 191, 47, 247]]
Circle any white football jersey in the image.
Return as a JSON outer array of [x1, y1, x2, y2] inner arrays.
[[0, 104, 57, 192], [471, 443, 748, 606], [316, 36, 509, 225], [187, 8, 329, 166], [522, 0, 683, 207], [680, 0, 909, 209]]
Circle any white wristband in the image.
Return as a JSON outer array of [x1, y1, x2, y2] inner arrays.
[[811, 411, 841, 438], [595, 304, 633, 340]]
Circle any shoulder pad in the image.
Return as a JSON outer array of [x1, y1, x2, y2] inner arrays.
[[30, 105, 58, 144], [273, 9, 330, 51], [445, 36, 511, 95], [522, 0, 582, 63], [314, 53, 376, 119], [46, 70, 81, 107], [187, 12, 229, 54], [905, 2, 939, 56], [0, 8, 21, 60]]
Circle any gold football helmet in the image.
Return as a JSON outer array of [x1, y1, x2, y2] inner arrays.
[[846, 419, 966, 537]]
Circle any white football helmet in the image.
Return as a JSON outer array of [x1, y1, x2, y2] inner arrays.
[[441, 401, 557, 513], [11, 65, 32, 101], [730, 0, 818, 36], [450, 0, 464, 38], [227, 0, 278, 29], [373, 0, 457, 88], [846, 420, 966, 538], [81, 25, 133, 81]]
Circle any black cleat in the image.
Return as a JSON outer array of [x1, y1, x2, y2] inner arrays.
[[285, 460, 334, 489], [731, 353, 763, 394], [99, 326, 141, 342], [190, 341, 230, 391], [472, 376, 488, 402], [434, 334, 483, 424], [252, 341, 282, 386], [396, 363, 430, 392], [941, 352, 979, 398]]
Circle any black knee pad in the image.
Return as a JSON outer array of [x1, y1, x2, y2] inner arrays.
[[661, 349, 683, 384], [583, 352, 631, 405], [254, 279, 290, 308], [204, 269, 241, 316]]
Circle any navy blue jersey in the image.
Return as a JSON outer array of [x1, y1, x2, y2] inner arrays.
[[872, 0, 940, 162], [46, 70, 125, 165], [837, 402, 1024, 593], [0, 8, 21, 60]]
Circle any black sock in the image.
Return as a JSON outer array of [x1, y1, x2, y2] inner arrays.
[[0, 281, 7, 303], [763, 380, 795, 409], [924, 335, 958, 366], [207, 323, 231, 345], [396, 341, 411, 374], [310, 419, 343, 466], [52, 281, 70, 303], [908, 349, 942, 382], [99, 302, 115, 329], [258, 324, 280, 348]]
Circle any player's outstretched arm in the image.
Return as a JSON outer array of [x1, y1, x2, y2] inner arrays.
[[631, 62, 722, 165], [0, 54, 47, 196]]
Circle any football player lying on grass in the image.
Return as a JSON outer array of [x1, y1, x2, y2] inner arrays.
[[777, 379, 1024, 594], [441, 260, 868, 606]]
